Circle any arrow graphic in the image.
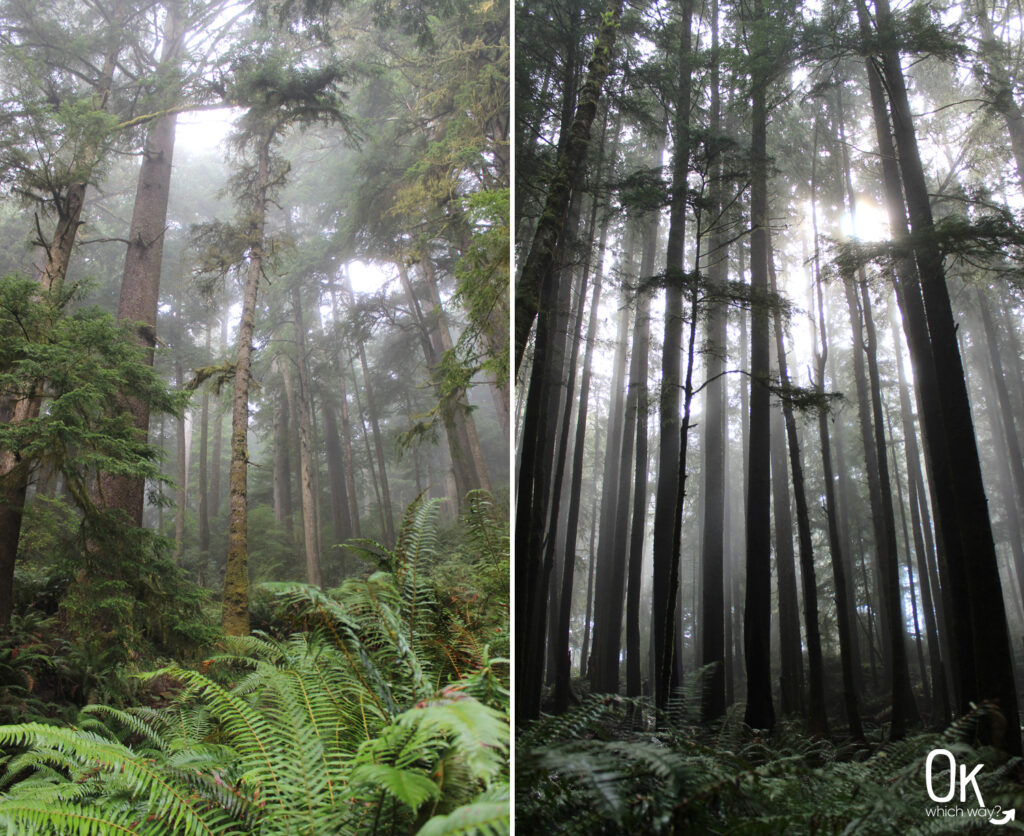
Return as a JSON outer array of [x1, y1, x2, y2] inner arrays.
[[990, 808, 1016, 826]]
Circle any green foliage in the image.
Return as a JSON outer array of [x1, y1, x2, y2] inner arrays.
[[0, 275, 185, 516], [518, 699, 1023, 834], [0, 498, 510, 835]]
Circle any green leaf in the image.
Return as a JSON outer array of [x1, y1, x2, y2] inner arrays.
[[349, 763, 440, 810], [416, 800, 510, 836]]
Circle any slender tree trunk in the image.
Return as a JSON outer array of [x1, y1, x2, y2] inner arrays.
[[272, 377, 294, 538], [288, 283, 322, 587], [769, 406, 804, 717], [860, 37, 971, 714], [864, 0, 1020, 752], [221, 133, 271, 637], [700, 0, 727, 721], [652, 0, 694, 709], [553, 188, 611, 710], [210, 314, 226, 522], [322, 397, 352, 562], [769, 244, 825, 733], [743, 19, 774, 730], [859, 277, 920, 733], [589, 297, 632, 694], [514, 0, 625, 371], [812, 265, 865, 740], [397, 263, 479, 505], [421, 259, 493, 494], [625, 192, 659, 699], [198, 327, 211, 562], [174, 360, 187, 563], [891, 302, 950, 723]]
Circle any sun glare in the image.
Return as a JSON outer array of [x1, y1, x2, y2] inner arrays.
[[840, 199, 890, 242]]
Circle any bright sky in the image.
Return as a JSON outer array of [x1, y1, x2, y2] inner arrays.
[[176, 106, 237, 154]]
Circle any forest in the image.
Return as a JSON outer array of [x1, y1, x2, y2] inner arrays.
[[515, 0, 1024, 830], [0, 0, 510, 833]]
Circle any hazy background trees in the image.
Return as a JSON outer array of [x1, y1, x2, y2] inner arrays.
[[515, 0, 1024, 763]]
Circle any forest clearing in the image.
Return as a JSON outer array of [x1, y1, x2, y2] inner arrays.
[[515, 0, 1024, 830], [0, 0, 510, 832]]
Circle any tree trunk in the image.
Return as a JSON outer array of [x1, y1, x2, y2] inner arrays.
[[101, 6, 186, 524], [514, 0, 625, 371], [625, 183, 659, 699], [221, 133, 271, 637], [863, 0, 1020, 752], [700, 0, 727, 721], [770, 242, 826, 733], [272, 368, 293, 535], [589, 296, 631, 694], [322, 396, 352, 565], [0, 48, 120, 628], [421, 259, 493, 494], [973, 0, 1024, 185], [891, 301, 950, 723], [743, 23, 775, 730], [174, 359, 187, 563], [198, 327, 211, 562], [652, 0, 694, 709], [812, 263, 864, 740]]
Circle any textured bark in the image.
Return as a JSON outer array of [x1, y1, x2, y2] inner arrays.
[[860, 39, 972, 713], [553, 185, 608, 711], [864, 0, 1019, 752], [652, 0, 694, 709], [221, 134, 270, 637], [514, 0, 625, 371], [101, 5, 186, 524]]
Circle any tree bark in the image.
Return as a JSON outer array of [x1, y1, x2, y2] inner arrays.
[[514, 0, 625, 371], [652, 0, 694, 709], [221, 133, 271, 637], [101, 4, 186, 524], [743, 19, 775, 730], [863, 0, 1020, 752]]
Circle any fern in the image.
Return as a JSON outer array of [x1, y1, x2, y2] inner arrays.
[[0, 500, 510, 836], [517, 696, 1022, 835]]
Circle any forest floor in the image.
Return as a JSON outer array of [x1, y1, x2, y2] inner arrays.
[[516, 683, 1024, 835]]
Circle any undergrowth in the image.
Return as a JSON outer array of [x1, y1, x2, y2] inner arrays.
[[517, 669, 1024, 835], [0, 496, 510, 835]]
